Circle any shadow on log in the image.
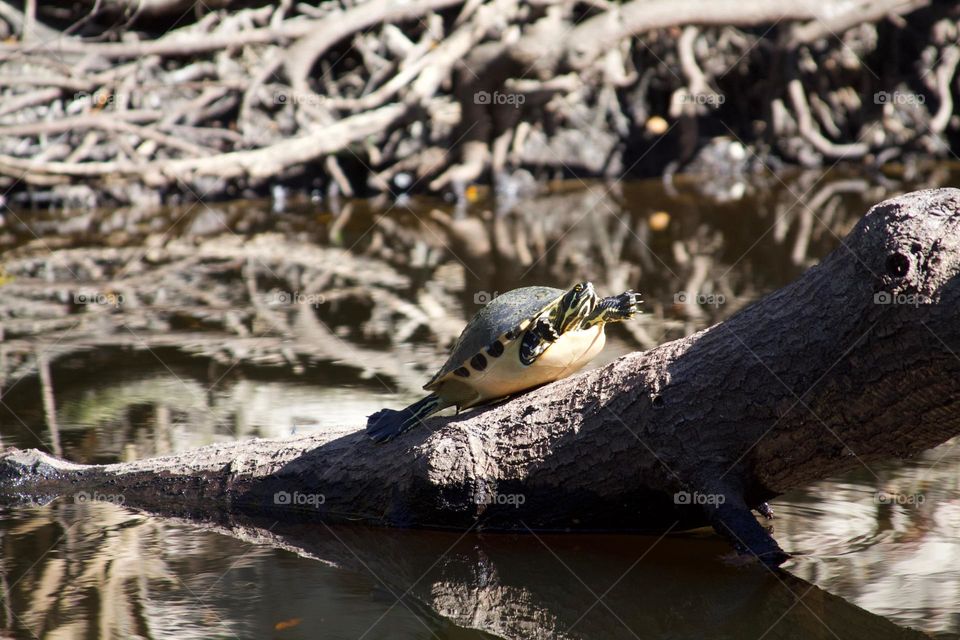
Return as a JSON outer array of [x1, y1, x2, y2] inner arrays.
[[2, 189, 960, 568]]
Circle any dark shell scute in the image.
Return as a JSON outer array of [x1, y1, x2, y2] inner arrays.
[[486, 340, 504, 357], [454, 367, 470, 377], [470, 353, 488, 371]]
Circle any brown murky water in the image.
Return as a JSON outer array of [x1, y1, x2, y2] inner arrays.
[[1, 165, 959, 639]]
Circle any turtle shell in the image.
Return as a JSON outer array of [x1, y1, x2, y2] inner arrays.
[[424, 286, 565, 390]]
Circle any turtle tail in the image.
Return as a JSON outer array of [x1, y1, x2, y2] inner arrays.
[[366, 394, 446, 443]]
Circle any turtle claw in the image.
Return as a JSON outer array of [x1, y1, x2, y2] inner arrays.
[[585, 291, 642, 326], [619, 291, 643, 317], [366, 393, 445, 443], [756, 502, 775, 520], [709, 497, 790, 568]]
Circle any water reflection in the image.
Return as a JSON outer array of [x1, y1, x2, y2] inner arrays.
[[2, 167, 953, 393], [778, 443, 960, 636], [0, 503, 464, 640], [0, 364, 399, 462], [0, 501, 929, 640]]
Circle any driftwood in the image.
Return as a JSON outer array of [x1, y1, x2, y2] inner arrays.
[[3, 188, 960, 568]]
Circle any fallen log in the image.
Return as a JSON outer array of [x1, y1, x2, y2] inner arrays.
[[3, 188, 960, 568]]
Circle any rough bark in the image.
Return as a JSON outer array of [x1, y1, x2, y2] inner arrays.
[[3, 189, 960, 566]]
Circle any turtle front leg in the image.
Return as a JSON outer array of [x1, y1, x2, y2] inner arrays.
[[582, 291, 642, 328], [519, 316, 560, 365]]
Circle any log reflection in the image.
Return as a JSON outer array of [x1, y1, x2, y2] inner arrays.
[[0, 503, 929, 640]]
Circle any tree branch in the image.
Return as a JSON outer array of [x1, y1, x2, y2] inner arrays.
[[0, 102, 406, 185], [566, 0, 926, 67], [284, 0, 464, 95]]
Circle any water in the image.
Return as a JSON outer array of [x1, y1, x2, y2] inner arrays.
[[1, 166, 959, 639]]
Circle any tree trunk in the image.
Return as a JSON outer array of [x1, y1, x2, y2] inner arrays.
[[3, 188, 960, 566]]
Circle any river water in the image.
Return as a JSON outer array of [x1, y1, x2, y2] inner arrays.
[[0, 166, 958, 639]]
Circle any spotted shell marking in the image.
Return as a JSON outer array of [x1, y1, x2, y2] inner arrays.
[[423, 287, 565, 390], [435, 320, 533, 383], [435, 320, 607, 406]]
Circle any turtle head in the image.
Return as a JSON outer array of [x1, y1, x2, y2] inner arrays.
[[555, 281, 599, 332]]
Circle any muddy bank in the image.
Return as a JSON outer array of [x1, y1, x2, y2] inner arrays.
[[0, 0, 956, 209]]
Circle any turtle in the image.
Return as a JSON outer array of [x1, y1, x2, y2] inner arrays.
[[366, 282, 641, 443]]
